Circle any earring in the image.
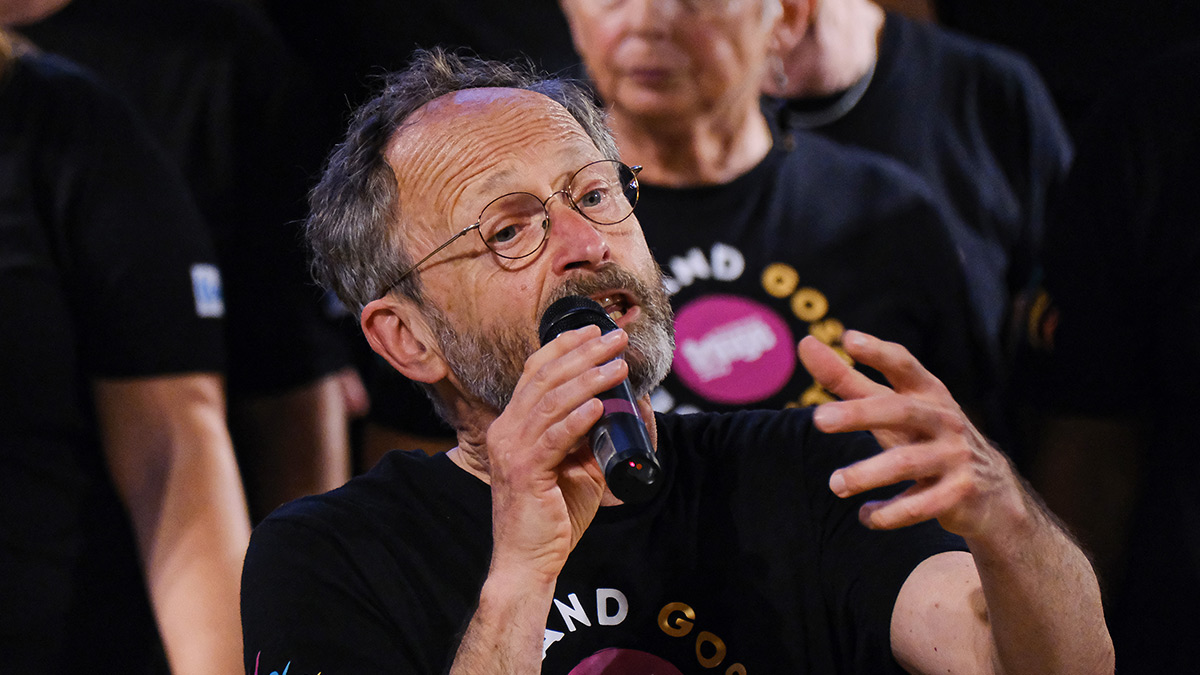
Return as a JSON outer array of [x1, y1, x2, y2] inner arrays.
[[770, 53, 789, 92]]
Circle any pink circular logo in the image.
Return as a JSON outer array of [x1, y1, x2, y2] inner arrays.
[[569, 648, 684, 674], [672, 295, 795, 404]]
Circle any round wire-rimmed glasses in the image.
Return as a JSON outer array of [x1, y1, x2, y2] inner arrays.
[[377, 160, 641, 297]]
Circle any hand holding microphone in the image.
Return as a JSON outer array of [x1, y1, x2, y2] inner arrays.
[[539, 296, 662, 504]]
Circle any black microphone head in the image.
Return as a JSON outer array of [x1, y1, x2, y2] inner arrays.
[[539, 295, 618, 346]]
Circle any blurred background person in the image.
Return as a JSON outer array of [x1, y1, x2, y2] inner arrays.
[[1015, 42, 1200, 674], [933, 0, 1200, 142], [559, 0, 989, 421], [6, 0, 365, 521], [0, 31, 248, 673], [763, 0, 1072, 445]]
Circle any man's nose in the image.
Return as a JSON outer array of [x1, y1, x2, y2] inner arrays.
[[545, 196, 612, 273]]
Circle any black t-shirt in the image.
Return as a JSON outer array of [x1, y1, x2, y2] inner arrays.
[[774, 12, 1072, 362], [1027, 45, 1200, 418], [0, 53, 224, 672], [242, 408, 965, 674], [1016, 43, 1200, 674], [20, 0, 350, 393], [637, 139, 984, 416], [934, 0, 1200, 140]]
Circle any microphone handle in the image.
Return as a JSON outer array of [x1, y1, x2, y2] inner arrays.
[[592, 379, 661, 504]]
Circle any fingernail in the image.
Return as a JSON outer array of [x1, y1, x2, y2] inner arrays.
[[844, 331, 865, 349], [813, 405, 843, 428], [829, 471, 847, 496], [602, 329, 624, 344]]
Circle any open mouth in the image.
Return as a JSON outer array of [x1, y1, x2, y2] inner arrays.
[[593, 292, 633, 324]]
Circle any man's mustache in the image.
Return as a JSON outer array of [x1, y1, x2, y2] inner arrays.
[[538, 265, 661, 320]]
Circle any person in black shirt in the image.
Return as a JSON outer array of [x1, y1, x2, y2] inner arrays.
[[9, 0, 364, 520], [241, 48, 1111, 674], [764, 0, 1072, 385], [560, 0, 990, 424], [0, 35, 249, 674], [933, 0, 1200, 141], [1017, 42, 1200, 674]]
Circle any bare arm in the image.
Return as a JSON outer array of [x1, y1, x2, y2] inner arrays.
[[449, 325, 630, 674], [799, 331, 1114, 675], [93, 374, 251, 675], [231, 370, 359, 521]]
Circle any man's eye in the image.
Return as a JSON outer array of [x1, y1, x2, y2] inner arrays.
[[577, 188, 607, 209], [489, 223, 521, 244]]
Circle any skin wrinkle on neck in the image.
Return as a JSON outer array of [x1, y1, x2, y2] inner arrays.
[[609, 91, 774, 187]]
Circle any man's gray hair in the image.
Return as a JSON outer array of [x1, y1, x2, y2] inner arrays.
[[306, 47, 620, 314]]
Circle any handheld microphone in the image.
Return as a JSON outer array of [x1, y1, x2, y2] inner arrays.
[[538, 295, 661, 504]]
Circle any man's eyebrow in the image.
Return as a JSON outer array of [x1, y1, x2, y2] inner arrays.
[[479, 167, 518, 195]]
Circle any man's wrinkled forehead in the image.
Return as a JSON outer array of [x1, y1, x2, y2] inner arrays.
[[383, 87, 597, 229]]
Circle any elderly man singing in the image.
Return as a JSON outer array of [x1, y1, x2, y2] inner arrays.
[[240, 49, 1112, 675]]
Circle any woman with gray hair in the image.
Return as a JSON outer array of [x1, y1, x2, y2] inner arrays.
[[560, 0, 992, 422]]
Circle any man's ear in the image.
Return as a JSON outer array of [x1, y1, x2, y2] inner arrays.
[[773, 0, 814, 55], [361, 296, 448, 384]]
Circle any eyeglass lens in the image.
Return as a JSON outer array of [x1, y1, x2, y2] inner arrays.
[[476, 160, 638, 259]]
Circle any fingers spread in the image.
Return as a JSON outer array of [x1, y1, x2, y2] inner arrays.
[[840, 330, 947, 397], [829, 441, 954, 498], [798, 335, 886, 401], [858, 473, 977, 530], [813, 392, 964, 441]]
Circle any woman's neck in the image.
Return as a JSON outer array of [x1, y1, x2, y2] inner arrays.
[[778, 0, 884, 98], [609, 102, 773, 188]]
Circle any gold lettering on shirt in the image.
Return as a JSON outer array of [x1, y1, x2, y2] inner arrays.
[[759, 264, 856, 407], [790, 287, 829, 323], [657, 602, 747, 673], [809, 318, 844, 345], [658, 602, 696, 637], [762, 263, 800, 298], [695, 631, 727, 668]]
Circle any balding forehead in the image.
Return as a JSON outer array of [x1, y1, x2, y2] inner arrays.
[[388, 87, 582, 160], [418, 87, 572, 126], [444, 87, 543, 107], [381, 83, 603, 247]]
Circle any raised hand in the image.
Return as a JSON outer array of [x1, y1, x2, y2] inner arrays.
[[798, 330, 1026, 539]]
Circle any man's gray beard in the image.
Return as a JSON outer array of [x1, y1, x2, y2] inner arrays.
[[430, 264, 675, 414]]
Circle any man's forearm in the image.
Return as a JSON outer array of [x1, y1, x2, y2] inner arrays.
[[967, 489, 1114, 674], [450, 569, 557, 674]]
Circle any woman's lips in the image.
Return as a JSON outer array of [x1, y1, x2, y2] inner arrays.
[[626, 67, 676, 86]]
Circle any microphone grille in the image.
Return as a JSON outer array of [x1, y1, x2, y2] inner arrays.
[[538, 295, 617, 346]]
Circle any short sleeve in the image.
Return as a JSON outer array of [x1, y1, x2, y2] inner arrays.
[[803, 425, 969, 671], [241, 514, 404, 675], [24, 55, 225, 378]]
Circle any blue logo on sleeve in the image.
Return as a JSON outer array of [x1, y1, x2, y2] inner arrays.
[[190, 263, 225, 318]]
